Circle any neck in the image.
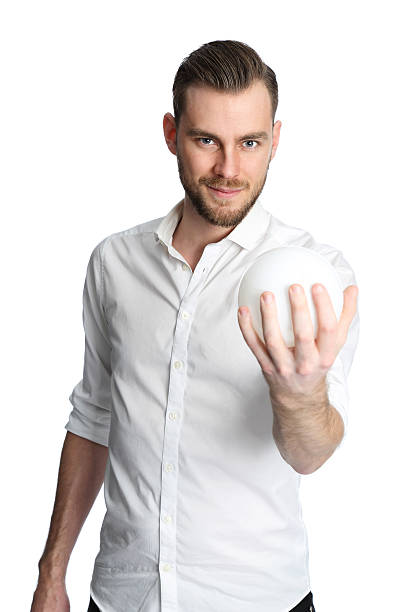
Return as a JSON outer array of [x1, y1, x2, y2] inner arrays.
[[172, 196, 237, 254]]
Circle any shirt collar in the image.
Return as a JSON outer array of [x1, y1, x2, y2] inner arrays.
[[154, 196, 270, 251]]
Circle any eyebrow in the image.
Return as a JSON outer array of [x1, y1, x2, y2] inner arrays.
[[186, 128, 269, 142]]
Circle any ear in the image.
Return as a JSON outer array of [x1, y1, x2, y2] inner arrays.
[[270, 119, 282, 161], [163, 112, 177, 156]]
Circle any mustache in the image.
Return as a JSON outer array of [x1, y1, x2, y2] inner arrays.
[[201, 180, 248, 190]]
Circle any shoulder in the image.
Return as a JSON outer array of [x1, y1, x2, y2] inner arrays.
[[264, 211, 358, 288], [89, 214, 164, 262]]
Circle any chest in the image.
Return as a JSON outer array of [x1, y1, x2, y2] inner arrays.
[[102, 252, 263, 397]]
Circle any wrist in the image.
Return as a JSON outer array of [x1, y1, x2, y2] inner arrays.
[[269, 377, 329, 412], [38, 558, 67, 583]]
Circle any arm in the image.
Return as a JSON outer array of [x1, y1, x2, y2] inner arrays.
[[40, 242, 111, 579], [270, 378, 344, 474], [37, 431, 108, 581], [32, 243, 112, 610], [31, 432, 108, 610], [238, 280, 359, 474]]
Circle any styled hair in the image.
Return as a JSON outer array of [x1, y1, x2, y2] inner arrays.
[[172, 40, 278, 129]]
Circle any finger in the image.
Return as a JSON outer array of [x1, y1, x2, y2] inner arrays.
[[260, 292, 294, 373], [313, 283, 338, 369], [337, 285, 359, 348], [289, 284, 318, 365], [237, 305, 277, 376]]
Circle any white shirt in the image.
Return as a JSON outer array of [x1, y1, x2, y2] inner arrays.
[[65, 196, 359, 612]]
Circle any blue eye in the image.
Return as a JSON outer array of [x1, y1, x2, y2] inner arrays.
[[243, 140, 258, 149], [197, 138, 259, 149]]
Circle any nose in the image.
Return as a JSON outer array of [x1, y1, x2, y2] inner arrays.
[[213, 147, 240, 179]]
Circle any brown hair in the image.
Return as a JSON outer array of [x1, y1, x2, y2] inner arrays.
[[172, 40, 278, 130]]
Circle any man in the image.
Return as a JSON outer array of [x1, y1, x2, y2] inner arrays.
[[31, 40, 359, 612]]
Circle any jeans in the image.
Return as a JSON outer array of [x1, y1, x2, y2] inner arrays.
[[87, 590, 315, 611]]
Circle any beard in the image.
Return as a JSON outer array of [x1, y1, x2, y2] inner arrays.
[[176, 152, 270, 228]]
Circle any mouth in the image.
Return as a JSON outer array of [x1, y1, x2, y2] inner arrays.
[[207, 186, 244, 199]]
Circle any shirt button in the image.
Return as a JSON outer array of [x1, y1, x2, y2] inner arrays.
[[182, 263, 189, 271], [162, 514, 172, 524], [168, 411, 178, 420], [162, 563, 172, 572], [174, 360, 183, 369], [165, 463, 174, 472], [181, 311, 189, 319]]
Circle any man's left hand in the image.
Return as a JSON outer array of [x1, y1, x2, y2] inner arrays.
[[237, 283, 359, 401]]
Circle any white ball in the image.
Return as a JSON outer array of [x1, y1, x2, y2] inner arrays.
[[238, 246, 344, 347]]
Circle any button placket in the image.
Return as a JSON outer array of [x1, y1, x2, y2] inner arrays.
[[157, 243, 224, 611]]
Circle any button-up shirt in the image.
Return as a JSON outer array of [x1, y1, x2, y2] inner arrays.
[[65, 196, 359, 612]]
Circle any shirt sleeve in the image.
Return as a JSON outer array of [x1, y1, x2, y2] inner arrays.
[[64, 241, 112, 446], [323, 248, 360, 443]]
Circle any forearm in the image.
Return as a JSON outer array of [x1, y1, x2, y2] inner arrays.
[[38, 431, 108, 581], [270, 379, 344, 475]]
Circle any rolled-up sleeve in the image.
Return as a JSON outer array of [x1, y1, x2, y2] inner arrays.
[[64, 241, 112, 446], [323, 248, 360, 441]]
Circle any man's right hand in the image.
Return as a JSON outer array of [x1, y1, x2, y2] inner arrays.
[[30, 578, 70, 611], [30, 432, 108, 611]]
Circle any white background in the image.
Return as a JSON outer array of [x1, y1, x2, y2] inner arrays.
[[1, 1, 407, 610]]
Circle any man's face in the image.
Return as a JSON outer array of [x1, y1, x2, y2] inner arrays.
[[171, 80, 280, 228]]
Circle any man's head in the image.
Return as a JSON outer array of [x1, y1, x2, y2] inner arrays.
[[163, 40, 282, 228]]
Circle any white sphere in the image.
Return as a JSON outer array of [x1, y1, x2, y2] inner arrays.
[[238, 246, 344, 347]]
